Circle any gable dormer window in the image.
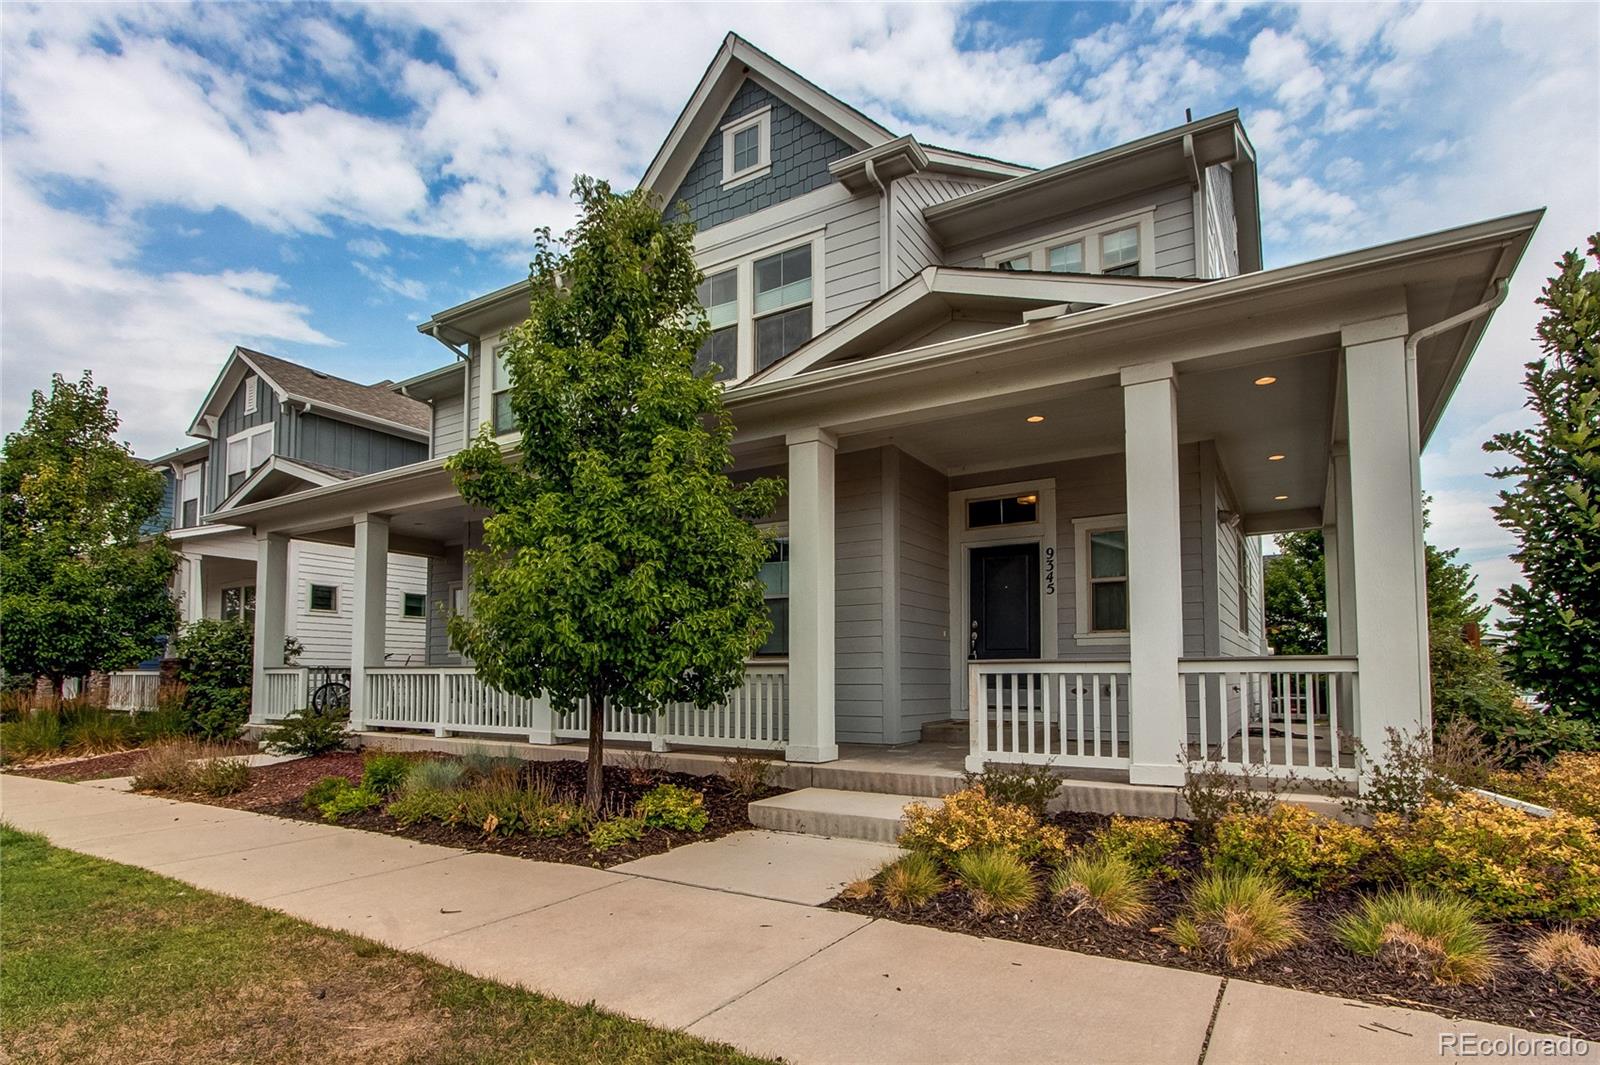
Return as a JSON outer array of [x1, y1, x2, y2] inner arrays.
[[721, 107, 771, 187], [225, 424, 273, 494], [242, 374, 258, 415]]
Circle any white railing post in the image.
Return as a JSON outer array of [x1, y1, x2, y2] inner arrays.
[[966, 662, 985, 773], [434, 670, 449, 738], [527, 690, 557, 745]]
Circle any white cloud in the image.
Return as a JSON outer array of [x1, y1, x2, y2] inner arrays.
[[352, 260, 427, 301], [347, 237, 391, 259], [1243, 29, 1326, 114]]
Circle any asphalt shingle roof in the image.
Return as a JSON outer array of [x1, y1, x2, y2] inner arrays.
[[238, 348, 430, 433]]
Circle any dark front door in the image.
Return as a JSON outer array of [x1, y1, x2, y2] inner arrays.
[[968, 543, 1041, 660]]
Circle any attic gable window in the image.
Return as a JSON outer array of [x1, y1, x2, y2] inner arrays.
[[242, 374, 259, 415], [720, 107, 771, 186]]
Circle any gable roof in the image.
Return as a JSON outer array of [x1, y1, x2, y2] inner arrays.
[[212, 454, 353, 513], [185, 347, 430, 440]]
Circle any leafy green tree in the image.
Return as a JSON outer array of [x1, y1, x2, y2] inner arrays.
[[170, 619, 253, 740], [1486, 234, 1600, 725], [447, 178, 784, 810], [1263, 531, 1326, 655], [1, 372, 178, 694]]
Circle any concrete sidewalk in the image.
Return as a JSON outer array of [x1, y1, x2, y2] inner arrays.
[[0, 774, 1577, 1065]]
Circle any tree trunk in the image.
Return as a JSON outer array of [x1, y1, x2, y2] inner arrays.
[[586, 685, 606, 813]]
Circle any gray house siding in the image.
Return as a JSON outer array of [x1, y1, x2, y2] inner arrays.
[[670, 79, 855, 231], [1201, 163, 1240, 278], [894, 450, 951, 741], [944, 182, 1198, 279], [431, 389, 465, 459], [281, 410, 426, 476], [887, 173, 993, 286], [823, 192, 882, 326], [426, 548, 466, 666], [207, 373, 279, 507], [835, 448, 885, 745]]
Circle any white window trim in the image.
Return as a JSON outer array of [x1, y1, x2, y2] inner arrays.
[[225, 424, 273, 481], [946, 479, 1058, 715], [241, 374, 259, 415], [699, 229, 825, 382], [179, 464, 203, 528], [1073, 513, 1130, 644], [754, 521, 790, 659], [400, 591, 427, 620], [984, 208, 1157, 277], [1235, 532, 1255, 642], [307, 582, 339, 615], [720, 106, 772, 188], [219, 582, 255, 622], [477, 335, 520, 444]]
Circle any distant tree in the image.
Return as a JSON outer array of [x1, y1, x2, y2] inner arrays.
[[1263, 531, 1326, 655], [447, 178, 784, 810], [0, 372, 178, 694], [1485, 235, 1600, 725]]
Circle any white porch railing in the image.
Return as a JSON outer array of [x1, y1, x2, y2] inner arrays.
[[260, 667, 310, 721], [1180, 657, 1359, 780], [362, 662, 789, 751], [967, 661, 1132, 773], [108, 670, 161, 711]]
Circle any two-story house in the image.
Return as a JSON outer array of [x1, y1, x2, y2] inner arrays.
[[125, 348, 438, 707], [207, 34, 1537, 790]]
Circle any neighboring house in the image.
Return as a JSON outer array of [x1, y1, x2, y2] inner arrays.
[[209, 34, 1536, 788], [142, 347, 435, 674]]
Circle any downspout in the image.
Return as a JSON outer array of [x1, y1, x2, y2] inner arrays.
[[422, 324, 473, 453], [864, 157, 890, 292], [1404, 277, 1510, 364]]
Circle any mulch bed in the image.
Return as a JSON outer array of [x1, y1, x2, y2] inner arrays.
[[826, 812, 1600, 1039], [7, 742, 257, 783], [192, 751, 776, 868]]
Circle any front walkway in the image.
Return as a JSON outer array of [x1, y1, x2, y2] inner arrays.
[[0, 774, 1571, 1065]]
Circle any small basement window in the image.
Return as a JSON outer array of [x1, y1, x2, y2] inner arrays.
[[402, 592, 426, 619], [309, 584, 337, 613], [967, 493, 1040, 529]]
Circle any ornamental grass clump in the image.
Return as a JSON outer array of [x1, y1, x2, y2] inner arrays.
[[635, 783, 709, 832], [1375, 793, 1600, 921], [878, 851, 945, 912], [386, 786, 462, 826], [900, 785, 1067, 863], [1092, 816, 1186, 879], [131, 740, 248, 796], [1331, 888, 1499, 986], [1211, 803, 1375, 894], [1171, 870, 1305, 969], [952, 847, 1038, 916], [1525, 929, 1600, 989], [1050, 850, 1151, 926], [401, 757, 466, 794]]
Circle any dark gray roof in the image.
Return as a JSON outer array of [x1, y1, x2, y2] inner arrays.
[[239, 348, 430, 433], [289, 458, 362, 480]]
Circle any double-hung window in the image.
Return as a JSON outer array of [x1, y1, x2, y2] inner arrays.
[[225, 425, 272, 495], [1074, 516, 1129, 637], [757, 537, 789, 656], [987, 213, 1151, 277], [490, 346, 514, 435], [753, 245, 812, 371], [1236, 535, 1251, 634], [997, 253, 1031, 272], [180, 465, 202, 527], [695, 269, 738, 381], [1100, 227, 1141, 275], [221, 584, 256, 624]]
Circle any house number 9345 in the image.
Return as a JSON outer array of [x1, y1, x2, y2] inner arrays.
[[1044, 546, 1056, 595]]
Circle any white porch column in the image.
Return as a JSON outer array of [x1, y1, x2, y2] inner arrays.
[[785, 428, 838, 763], [1323, 447, 1359, 655], [1343, 321, 1431, 755], [250, 534, 289, 724], [183, 555, 206, 623], [350, 515, 390, 732], [1123, 363, 1186, 786]]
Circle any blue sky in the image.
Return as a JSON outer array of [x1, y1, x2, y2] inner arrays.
[[2, 2, 1596, 607]]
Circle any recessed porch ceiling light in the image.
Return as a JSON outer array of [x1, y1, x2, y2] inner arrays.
[[1255, 376, 1277, 386], [1026, 414, 1045, 423], [1268, 454, 1286, 461], [1274, 495, 1289, 501]]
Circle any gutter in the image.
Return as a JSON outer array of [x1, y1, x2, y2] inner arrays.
[[1404, 277, 1510, 363]]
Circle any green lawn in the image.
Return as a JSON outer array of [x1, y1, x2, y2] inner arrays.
[[0, 825, 775, 1064]]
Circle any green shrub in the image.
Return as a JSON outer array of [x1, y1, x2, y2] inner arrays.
[[962, 763, 1061, 817], [1092, 816, 1185, 878], [1, 709, 66, 762], [360, 751, 412, 796], [951, 847, 1038, 916], [302, 775, 350, 811], [318, 782, 383, 822], [403, 758, 466, 793], [1375, 794, 1600, 920], [1211, 804, 1375, 893], [1495, 752, 1600, 819], [1178, 753, 1285, 845], [133, 688, 189, 744], [189, 756, 250, 797], [588, 816, 646, 852], [635, 783, 709, 832], [263, 706, 348, 757], [1332, 888, 1499, 986], [1171, 870, 1305, 969], [171, 619, 255, 740], [386, 787, 463, 826], [1050, 850, 1151, 926], [455, 778, 585, 838], [722, 752, 774, 799], [900, 785, 1067, 862], [878, 851, 945, 912]]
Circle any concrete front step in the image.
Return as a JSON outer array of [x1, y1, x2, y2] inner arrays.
[[748, 788, 933, 843]]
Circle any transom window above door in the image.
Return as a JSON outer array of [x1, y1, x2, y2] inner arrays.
[[967, 492, 1039, 529]]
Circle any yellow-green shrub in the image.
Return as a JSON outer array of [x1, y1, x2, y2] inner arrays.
[[1495, 752, 1600, 819], [1211, 804, 1375, 893], [1376, 794, 1600, 921], [900, 785, 1066, 863], [635, 783, 708, 832], [1093, 816, 1185, 878]]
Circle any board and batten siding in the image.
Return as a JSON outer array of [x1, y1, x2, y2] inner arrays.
[[280, 410, 425, 476], [284, 542, 428, 668], [206, 373, 278, 507], [944, 182, 1198, 279], [893, 450, 952, 742], [887, 173, 994, 286]]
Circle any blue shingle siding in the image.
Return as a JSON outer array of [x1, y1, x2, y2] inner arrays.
[[668, 79, 854, 230], [145, 467, 175, 535]]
